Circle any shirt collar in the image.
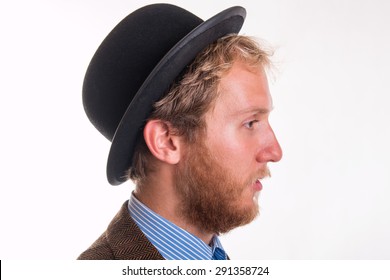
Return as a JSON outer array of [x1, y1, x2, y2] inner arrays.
[[128, 193, 226, 260]]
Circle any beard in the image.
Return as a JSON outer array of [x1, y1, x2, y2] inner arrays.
[[174, 140, 270, 235]]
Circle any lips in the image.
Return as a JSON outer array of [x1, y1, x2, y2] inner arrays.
[[250, 167, 270, 192], [252, 179, 263, 191]]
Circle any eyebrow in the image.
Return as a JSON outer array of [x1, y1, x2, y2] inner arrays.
[[234, 106, 274, 116]]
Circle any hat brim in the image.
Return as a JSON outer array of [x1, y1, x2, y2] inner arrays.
[[107, 6, 246, 185]]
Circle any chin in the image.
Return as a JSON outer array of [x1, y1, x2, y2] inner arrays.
[[238, 199, 259, 218]]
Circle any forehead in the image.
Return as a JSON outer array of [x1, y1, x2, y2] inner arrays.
[[213, 62, 272, 117]]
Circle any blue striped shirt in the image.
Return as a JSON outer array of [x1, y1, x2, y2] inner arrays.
[[128, 193, 227, 260]]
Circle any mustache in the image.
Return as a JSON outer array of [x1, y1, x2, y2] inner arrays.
[[261, 166, 271, 179], [249, 166, 271, 184]]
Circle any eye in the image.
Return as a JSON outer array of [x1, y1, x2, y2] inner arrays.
[[244, 120, 259, 129]]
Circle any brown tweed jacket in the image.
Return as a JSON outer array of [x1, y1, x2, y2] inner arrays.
[[78, 201, 164, 260]]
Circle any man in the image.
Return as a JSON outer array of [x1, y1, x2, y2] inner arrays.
[[79, 3, 282, 260]]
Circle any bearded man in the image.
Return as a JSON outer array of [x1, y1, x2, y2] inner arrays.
[[78, 3, 282, 260]]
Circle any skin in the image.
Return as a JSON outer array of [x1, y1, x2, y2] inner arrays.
[[203, 61, 283, 214], [135, 60, 283, 245]]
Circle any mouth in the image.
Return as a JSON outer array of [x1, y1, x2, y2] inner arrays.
[[252, 178, 263, 192], [250, 167, 271, 192]]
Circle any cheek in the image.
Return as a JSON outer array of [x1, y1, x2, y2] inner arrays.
[[207, 126, 238, 156], [207, 130, 253, 169], [206, 118, 259, 169]]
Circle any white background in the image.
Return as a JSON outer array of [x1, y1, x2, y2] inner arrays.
[[1, 0, 389, 260]]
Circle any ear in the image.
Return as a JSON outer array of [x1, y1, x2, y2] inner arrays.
[[143, 120, 182, 165]]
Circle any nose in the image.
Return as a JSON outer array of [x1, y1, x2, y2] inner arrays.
[[256, 125, 283, 163], [270, 133, 283, 162]]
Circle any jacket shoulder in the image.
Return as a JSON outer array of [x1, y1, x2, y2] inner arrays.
[[77, 200, 164, 260], [78, 232, 114, 260]]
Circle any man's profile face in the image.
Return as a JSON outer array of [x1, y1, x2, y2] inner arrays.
[[175, 61, 283, 234]]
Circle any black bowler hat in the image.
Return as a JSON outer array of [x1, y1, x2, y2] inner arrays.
[[83, 4, 246, 185]]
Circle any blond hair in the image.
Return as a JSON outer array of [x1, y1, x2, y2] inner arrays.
[[128, 34, 273, 183]]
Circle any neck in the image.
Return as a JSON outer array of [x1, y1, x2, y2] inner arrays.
[[134, 167, 214, 245]]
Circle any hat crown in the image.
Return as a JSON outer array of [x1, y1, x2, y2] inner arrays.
[[83, 4, 203, 141]]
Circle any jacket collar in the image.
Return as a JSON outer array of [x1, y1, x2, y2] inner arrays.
[[106, 201, 165, 260]]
